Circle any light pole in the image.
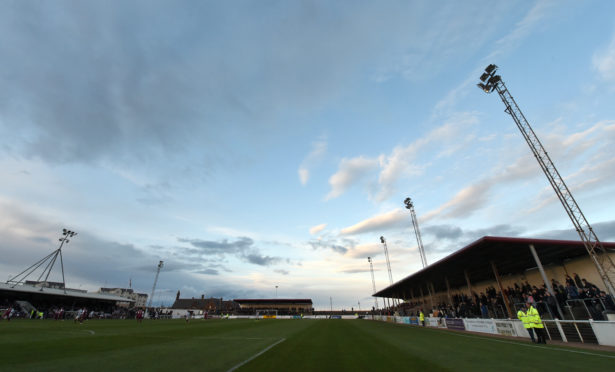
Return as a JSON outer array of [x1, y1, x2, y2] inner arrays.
[[275, 285, 278, 298], [7, 228, 77, 294], [368, 257, 379, 310], [147, 261, 164, 309], [379, 236, 396, 308], [404, 197, 427, 268], [477, 64, 615, 299]]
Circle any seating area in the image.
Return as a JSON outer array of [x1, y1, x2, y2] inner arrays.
[[378, 273, 615, 321]]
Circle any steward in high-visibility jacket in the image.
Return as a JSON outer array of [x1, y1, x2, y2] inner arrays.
[[527, 305, 543, 328], [517, 308, 535, 342], [419, 310, 425, 326], [526, 303, 546, 344]]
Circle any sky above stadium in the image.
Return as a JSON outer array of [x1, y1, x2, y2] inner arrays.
[[1, 0, 615, 310]]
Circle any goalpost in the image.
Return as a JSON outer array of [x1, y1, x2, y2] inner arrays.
[[255, 309, 278, 319]]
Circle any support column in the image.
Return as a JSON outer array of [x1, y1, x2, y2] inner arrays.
[[491, 261, 514, 318], [445, 277, 453, 307], [431, 282, 437, 309], [529, 244, 565, 320], [419, 287, 425, 308], [427, 282, 434, 311], [464, 270, 473, 297]]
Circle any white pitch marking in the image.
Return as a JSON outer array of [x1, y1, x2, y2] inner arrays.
[[449, 331, 615, 359], [197, 336, 266, 340], [84, 330, 95, 335], [227, 338, 286, 372]]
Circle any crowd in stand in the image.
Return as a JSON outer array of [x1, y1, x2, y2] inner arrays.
[[379, 273, 615, 321], [0, 297, 153, 320]]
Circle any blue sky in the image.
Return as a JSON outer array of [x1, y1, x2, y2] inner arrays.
[[1, 0, 615, 310]]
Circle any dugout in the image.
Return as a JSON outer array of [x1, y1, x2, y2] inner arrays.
[[373, 236, 615, 318]]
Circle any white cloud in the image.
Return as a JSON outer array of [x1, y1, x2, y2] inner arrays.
[[421, 153, 537, 223], [487, 0, 556, 62], [326, 114, 478, 202], [375, 115, 478, 201], [526, 155, 615, 214], [326, 156, 379, 200], [298, 139, 327, 186], [298, 169, 310, 185], [340, 208, 406, 236], [423, 119, 615, 222], [309, 223, 327, 235], [345, 242, 382, 259], [434, 0, 555, 115], [593, 32, 615, 82]]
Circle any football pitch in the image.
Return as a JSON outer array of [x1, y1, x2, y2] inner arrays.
[[1, 318, 614, 371]]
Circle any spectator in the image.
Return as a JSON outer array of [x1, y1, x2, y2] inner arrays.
[[599, 291, 615, 311], [566, 283, 579, 299], [573, 273, 583, 288]]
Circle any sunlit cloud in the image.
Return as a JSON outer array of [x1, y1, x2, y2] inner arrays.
[[298, 138, 327, 185], [309, 223, 327, 235], [345, 242, 382, 259], [593, 32, 615, 82], [326, 156, 378, 200], [340, 208, 406, 236]]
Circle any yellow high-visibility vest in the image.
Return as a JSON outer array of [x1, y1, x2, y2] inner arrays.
[[527, 306, 544, 329], [517, 310, 531, 329]]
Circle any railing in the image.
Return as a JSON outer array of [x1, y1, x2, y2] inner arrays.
[[543, 319, 599, 344], [565, 298, 608, 320], [513, 301, 556, 320]]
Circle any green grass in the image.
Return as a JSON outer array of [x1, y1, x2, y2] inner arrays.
[[1, 318, 614, 371]]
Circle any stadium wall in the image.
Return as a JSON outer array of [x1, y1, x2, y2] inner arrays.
[[372, 315, 615, 347]]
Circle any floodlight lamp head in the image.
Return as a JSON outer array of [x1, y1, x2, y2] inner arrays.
[[404, 197, 413, 209], [484, 64, 498, 74], [488, 75, 501, 86], [479, 72, 490, 82], [380, 236, 385, 244], [368, 256, 371, 262]]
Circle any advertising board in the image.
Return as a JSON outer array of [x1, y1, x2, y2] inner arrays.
[[445, 318, 465, 331], [463, 318, 497, 334]]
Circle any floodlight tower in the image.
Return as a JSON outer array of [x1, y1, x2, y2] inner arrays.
[[367, 257, 379, 310], [404, 197, 427, 268], [7, 228, 77, 294], [147, 260, 164, 308], [379, 236, 397, 307], [477, 64, 615, 298]]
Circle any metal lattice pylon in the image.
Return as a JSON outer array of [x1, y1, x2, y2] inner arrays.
[[368, 257, 379, 310], [404, 197, 428, 268], [147, 260, 164, 308], [478, 65, 615, 299], [379, 236, 398, 306]]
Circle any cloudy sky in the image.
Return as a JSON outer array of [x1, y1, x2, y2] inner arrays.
[[2, 0, 615, 310]]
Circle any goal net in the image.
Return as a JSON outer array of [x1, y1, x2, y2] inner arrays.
[[255, 309, 278, 319]]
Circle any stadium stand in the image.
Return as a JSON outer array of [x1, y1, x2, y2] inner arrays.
[[373, 236, 615, 321], [0, 282, 135, 319], [233, 299, 313, 315], [171, 291, 239, 315]]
